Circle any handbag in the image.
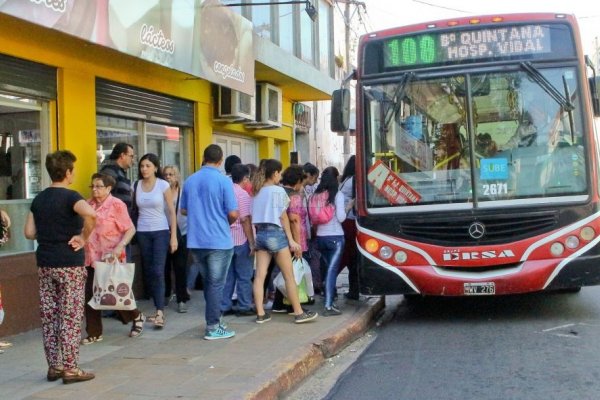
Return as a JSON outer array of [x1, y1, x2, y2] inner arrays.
[[131, 180, 139, 227], [129, 181, 139, 244], [88, 259, 137, 310]]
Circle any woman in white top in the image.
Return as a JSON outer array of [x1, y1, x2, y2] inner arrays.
[[134, 153, 177, 329], [314, 166, 351, 316], [251, 159, 318, 324]]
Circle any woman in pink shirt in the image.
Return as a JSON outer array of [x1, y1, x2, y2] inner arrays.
[[82, 173, 145, 344]]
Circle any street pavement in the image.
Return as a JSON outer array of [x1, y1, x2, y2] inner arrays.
[[0, 273, 383, 400]]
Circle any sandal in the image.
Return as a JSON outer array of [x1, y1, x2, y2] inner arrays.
[[153, 310, 165, 329], [62, 368, 95, 384], [129, 313, 146, 338], [47, 366, 64, 382], [80, 335, 103, 345]]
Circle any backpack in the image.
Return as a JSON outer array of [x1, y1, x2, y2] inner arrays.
[[308, 191, 335, 225]]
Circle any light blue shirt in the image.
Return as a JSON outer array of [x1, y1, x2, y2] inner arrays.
[[181, 166, 237, 249]]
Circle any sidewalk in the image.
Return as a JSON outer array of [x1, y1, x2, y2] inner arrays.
[[0, 274, 384, 400]]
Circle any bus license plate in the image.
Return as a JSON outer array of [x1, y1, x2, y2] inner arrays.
[[464, 282, 495, 295]]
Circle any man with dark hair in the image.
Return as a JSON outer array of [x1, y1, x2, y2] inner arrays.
[[302, 163, 319, 193], [181, 144, 239, 340], [224, 154, 242, 176], [221, 163, 255, 316], [99, 143, 135, 214]]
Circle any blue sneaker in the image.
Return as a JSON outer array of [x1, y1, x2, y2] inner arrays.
[[204, 325, 235, 340]]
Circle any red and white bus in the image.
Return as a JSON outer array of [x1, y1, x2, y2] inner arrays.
[[332, 13, 600, 296]]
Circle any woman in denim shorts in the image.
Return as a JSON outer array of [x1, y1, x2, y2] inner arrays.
[[251, 159, 318, 324]]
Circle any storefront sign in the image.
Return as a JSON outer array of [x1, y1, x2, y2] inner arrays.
[[0, 0, 255, 95]]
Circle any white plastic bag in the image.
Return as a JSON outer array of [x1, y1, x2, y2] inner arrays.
[[88, 260, 137, 310], [274, 257, 314, 300], [292, 257, 305, 285]]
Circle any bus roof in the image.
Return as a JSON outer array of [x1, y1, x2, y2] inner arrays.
[[360, 12, 578, 45]]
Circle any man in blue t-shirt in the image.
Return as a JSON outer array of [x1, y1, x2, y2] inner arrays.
[[181, 144, 238, 340]]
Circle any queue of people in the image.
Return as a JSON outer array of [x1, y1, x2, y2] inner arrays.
[[14, 142, 359, 384]]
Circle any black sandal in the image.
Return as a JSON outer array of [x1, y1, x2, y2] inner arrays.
[[129, 313, 145, 338]]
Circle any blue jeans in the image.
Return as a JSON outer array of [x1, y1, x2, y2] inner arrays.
[[317, 235, 345, 308], [190, 248, 234, 330], [137, 230, 170, 310], [221, 242, 255, 312]]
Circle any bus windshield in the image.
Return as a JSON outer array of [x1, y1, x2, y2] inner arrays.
[[364, 66, 586, 210]]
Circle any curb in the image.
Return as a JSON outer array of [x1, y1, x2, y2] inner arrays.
[[246, 296, 386, 400]]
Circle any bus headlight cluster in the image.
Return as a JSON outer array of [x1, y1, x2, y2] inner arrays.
[[364, 238, 408, 265], [549, 226, 596, 257]]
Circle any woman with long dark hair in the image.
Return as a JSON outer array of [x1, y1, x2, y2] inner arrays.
[[338, 156, 359, 300], [134, 153, 177, 329], [314, 166, 351, 315]]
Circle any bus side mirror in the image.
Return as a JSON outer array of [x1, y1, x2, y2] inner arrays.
[[585, 56, 600, 116], [592, 77, 600, 116], [331, 88, 350, 132]]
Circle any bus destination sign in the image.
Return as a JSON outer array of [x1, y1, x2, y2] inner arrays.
[[383, 24, 553, 69]]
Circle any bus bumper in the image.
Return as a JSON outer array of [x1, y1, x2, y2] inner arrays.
[[358, 250, 600, 296]]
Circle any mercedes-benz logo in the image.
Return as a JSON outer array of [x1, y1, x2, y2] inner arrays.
[[468, 222, 485, 239]]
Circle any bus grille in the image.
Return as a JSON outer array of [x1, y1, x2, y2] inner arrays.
[[399, 212, 558, 245]]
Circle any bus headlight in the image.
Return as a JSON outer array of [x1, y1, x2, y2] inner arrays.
[[565, 235, 580, 249], [550, 242, 564, 256], [379, 246, 393, 259], [394, 251, 408, 264], [580, 226, 595, 241]]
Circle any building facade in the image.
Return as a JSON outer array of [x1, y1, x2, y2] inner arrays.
[[0, 0, 337, 336]]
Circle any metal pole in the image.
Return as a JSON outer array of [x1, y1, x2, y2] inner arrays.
[[343, 1, 351, 161]]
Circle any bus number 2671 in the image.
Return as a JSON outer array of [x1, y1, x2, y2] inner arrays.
[[482, 183, 508, 196]]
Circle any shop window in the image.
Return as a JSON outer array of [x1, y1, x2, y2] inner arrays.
[[0, 94, 50, 255], [96, 115, 140, 181], [145, 122, 187, 176], [213, 133, 258, 173], [96, 116, 188, 181]]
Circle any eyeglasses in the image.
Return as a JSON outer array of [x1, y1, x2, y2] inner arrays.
[[89, 185, 106, 190]]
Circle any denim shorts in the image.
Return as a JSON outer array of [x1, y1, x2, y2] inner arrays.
[[255, 224, 289, 253]]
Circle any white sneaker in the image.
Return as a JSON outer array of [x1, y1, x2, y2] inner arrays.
[[177, 302, 188, 313]]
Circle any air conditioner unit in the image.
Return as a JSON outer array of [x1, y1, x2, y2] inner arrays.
[[214, 86, 255, 122], [245, 83, 282, 129]]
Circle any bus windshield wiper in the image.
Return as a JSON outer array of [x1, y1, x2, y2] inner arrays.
[[519, 62, 574, 111], [383, 72, 415, 129]]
